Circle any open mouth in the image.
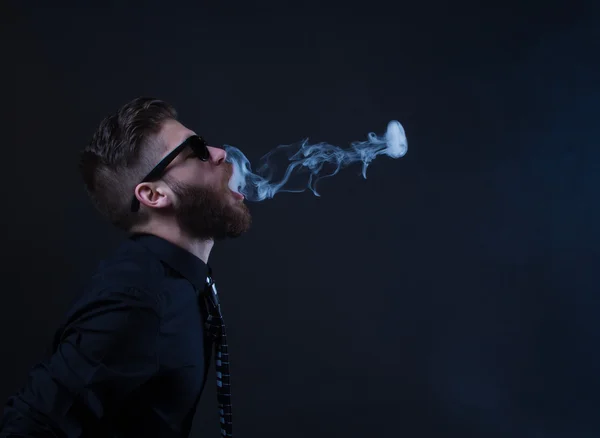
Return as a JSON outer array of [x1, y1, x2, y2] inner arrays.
[[226, 166, 244, 200], [230, 189, 245, 200]]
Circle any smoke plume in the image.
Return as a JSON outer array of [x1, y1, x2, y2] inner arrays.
[[225, 120, 407, 202]]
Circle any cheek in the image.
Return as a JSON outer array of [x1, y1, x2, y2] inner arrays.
[[178, 164, 211, 186], [179, 161, 228, 190]]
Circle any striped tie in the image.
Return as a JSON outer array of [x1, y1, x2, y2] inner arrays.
[[204, 274, 233, 437]]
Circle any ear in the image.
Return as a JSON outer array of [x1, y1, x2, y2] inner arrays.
[[134, 181, 173, 211]]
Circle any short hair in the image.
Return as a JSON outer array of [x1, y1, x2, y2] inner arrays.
[[79, 97, 178, 231]]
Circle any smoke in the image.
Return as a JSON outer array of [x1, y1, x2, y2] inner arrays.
[[225, 120, 408, 202]]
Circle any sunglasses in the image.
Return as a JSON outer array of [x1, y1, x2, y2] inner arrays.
[[130, 135, 209, 212]]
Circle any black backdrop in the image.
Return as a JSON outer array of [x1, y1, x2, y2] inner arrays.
[[1, 1, 599, 437]]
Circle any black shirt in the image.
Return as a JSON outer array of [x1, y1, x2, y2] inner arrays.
[[0, 233, 214, 438]]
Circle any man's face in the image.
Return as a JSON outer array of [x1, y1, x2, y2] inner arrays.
[[154, 120, 252, 240]]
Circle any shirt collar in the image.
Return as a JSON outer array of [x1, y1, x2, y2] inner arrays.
[[128, 233, 210, 291]]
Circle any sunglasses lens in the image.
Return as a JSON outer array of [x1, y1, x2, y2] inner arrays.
[[190, 136, 209, 160]]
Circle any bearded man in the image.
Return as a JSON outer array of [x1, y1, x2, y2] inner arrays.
[[0, 97, 251, 438]]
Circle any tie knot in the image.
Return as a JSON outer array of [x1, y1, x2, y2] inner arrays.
[[205, 276, 220, 307], [203, 276, 224, 339]]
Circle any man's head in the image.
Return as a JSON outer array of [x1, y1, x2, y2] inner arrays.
[[79, 97, 251, 240]]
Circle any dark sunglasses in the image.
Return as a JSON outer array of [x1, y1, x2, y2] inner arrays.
[[130, 135, 209, 212]]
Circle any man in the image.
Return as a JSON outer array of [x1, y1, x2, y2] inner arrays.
[[0, 97, 251, 437]]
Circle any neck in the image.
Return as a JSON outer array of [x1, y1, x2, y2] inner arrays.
[[131, 222, 214, 263]]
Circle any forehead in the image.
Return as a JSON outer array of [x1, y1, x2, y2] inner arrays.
[[158, 119, 197, 153]]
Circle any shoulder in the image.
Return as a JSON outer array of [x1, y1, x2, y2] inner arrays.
[[74, 240, 169, 317], [95, 240, 164, 288]]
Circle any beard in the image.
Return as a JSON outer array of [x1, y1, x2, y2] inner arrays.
[[164, 175, 252, 241]]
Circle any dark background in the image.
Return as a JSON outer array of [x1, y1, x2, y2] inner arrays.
[[1, 1, 599, 437]]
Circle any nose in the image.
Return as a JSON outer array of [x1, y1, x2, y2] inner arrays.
[[208, 146, 227, 164]]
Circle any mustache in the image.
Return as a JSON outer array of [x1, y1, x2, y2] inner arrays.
[[225, 162, 233, 179], [222, 162, 234, 187]]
